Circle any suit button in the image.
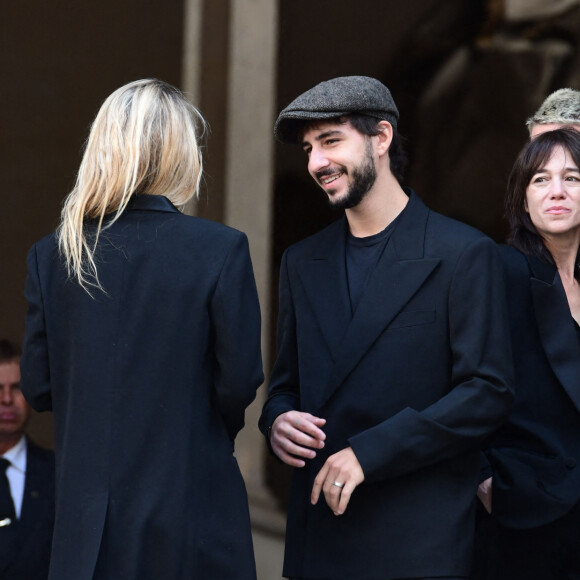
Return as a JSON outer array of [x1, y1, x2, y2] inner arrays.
[[565, 458, 576, 469]]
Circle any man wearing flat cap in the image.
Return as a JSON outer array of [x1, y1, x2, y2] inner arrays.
[[259, 76, 514, 580]]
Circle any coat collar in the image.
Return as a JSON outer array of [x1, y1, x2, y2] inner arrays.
[[126, 194, 180, 213], [526, 254, 580, 413], [527, 253, 557, 284], [297, 190, 440, 412]]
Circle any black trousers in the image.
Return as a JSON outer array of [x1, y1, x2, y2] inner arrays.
[[473, 500, 580, 580]]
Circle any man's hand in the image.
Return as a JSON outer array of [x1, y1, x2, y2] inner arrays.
[[270, 411, 326, 467], [477, 477, 493, 514], [311, 447, 364, 516]]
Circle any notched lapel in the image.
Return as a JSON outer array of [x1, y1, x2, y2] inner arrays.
[[530, 266, 580, 413]]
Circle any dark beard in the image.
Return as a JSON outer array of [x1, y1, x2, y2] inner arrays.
[[327, 140, 376, 210]]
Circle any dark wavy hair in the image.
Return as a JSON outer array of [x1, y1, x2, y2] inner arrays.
[[295, 114, 408, 184], [505, 127, 580, 279]]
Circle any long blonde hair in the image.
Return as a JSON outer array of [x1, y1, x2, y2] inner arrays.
[[57, 78, 206, 293]]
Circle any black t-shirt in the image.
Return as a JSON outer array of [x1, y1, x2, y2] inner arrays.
[[345, 217, 399, 314]]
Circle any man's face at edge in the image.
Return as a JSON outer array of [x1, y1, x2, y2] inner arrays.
[[0, 359, 31, 451], [530, 122, 580, 139]]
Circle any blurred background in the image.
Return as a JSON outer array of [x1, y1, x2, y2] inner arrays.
[[2, 0, 580, 576]]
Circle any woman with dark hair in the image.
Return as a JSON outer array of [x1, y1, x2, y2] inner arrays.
[[475, 127, 580, 579], [20, 79, 263, 580]]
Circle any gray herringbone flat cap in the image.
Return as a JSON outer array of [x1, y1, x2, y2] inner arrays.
[[275, 76, 399, 144], [526, 88, 580, 132]]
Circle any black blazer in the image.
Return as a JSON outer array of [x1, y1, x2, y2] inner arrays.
[[21, 195, 263, 580], [0, 439, 55, 580], [260, 192, 514, 580], [485, 245, 580, 529]]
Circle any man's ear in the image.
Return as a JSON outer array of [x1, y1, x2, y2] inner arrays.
[[376, 121, 393, 157]]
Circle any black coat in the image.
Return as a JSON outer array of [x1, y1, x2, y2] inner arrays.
[[0, 439, 55, 580], [484, 245, 580, 529], [21, 194, 263, 580], [260, 192, 514, 580]]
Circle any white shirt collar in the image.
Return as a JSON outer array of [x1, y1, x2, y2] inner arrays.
[[2, 435, 27, 475]]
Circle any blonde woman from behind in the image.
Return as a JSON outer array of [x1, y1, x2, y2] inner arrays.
[[21, 79, 263, 580]]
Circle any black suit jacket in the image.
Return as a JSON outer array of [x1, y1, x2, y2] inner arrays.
[[0, 439, 55, 580], [484, 245, 580, 529], [260, 192, 514, 580], [21, 195, 263, 580]]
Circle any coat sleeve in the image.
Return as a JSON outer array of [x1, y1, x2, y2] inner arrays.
[[21, 244, 53, 412], [209, 232, 264, 442], [349, 236, 515, 483], [258, 250, 301, 439]]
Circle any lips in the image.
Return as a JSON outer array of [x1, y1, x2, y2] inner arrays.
[[546, 206, 571, 214], [316, 168, 345, 188], [0, 412, 18, 421], [318, 174, 344, 194], [322, 173, 342, 185]]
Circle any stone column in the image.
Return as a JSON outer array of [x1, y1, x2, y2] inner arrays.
[[182, 2, 285, 576], [181, 0, 203, 105], [181, 0, 203, 218], [222, 0, 283, 530]]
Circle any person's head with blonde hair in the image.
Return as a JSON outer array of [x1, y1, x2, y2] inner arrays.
[[58, 78, 206, 293]]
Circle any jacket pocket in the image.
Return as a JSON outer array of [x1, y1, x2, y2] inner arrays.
[[388, 308, 436, 330]]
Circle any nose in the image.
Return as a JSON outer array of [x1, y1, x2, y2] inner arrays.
[[308, 146, 330, 175], [550, 177, 566, 198], [0, 386, 12, 405]]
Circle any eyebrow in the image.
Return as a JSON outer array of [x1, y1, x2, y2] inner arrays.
[[301, 129, 344, 148], [534, 166, 580, 173]]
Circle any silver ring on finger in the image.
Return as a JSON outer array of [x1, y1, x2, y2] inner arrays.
[[332, 481, 345, 488]]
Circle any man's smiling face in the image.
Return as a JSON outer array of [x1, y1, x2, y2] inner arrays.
[[302, 120, 377, 210]]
